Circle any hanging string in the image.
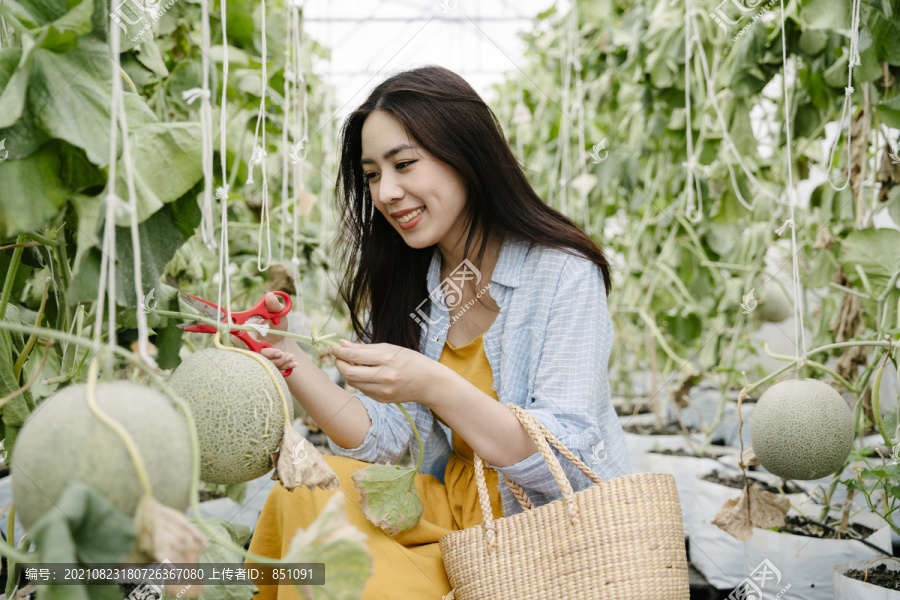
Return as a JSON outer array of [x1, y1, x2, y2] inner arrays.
[[279, 12, 291, 263], [778, 0, 808, 361], [247, 0, 271, 271], [215, 0, 233, 330], [824, 0, 862, 192], [96, 15, 122, 364], [196, 0, 216, 250], [683, 0, 703, 223]]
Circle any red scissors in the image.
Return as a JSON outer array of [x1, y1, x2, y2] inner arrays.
[[177, 291, 293, 376]]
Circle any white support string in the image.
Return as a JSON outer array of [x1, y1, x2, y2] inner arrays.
[[247, 0, 272, 272], [196, 0, 216, 251], [683, 0, 703, 223], [778, 0, 807, 361], [824, 0, 863, 192], [215, 0, 233, 327]]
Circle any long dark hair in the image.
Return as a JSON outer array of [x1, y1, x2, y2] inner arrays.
[[333, 65, 612, 350]]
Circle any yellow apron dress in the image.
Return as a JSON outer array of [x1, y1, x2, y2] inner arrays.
[[247, 333, 504, 599]]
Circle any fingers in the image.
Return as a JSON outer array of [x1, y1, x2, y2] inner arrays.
[[261, 346, 298, 371], [265, 292, 285, 312]]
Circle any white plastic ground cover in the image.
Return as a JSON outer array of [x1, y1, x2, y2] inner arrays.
[[622, 431, 694, 473], [743, 505, 892, 600], [689, 470, 809, 590], [643, 447, 739, 536], [833, 559, 900, 600]]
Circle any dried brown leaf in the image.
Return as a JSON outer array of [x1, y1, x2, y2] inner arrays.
[[712, 483, 790, 541], [132, 495, 207, 598], [740, 446, 758, 468], [271, 424, 339, 491]]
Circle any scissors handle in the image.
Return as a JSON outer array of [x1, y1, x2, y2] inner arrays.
[[232, 291, 292, 325]]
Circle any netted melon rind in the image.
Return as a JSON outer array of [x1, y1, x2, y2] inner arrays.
[[750, 378, 854, 480], [11, 381, 193, 530], [168, 348, 293, 485]]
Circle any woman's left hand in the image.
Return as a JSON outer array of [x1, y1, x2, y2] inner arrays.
[[329, 340, 440, 406]]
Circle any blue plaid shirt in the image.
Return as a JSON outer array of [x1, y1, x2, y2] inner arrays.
[[326, 233, 630, 517]]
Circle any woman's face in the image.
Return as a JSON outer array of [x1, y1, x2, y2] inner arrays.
[[360, 110, 469, 251]]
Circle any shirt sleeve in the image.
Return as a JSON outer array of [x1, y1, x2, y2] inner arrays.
[[487, 256, 622, 498], [324, 318, 417, 464], [325, 391, 418, 465]]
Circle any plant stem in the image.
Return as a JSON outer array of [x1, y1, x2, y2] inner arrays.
[[154, 309, 338, 349], [0, 234, 26, 320], [85, 357, 153, 496], [871, 345, 895, 447], [12, 278, 50, 380], [396, 404, 424, 471], [23, 232, 59, 247]]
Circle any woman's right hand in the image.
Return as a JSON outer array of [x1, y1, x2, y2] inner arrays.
[[249, 292, 299, 372]]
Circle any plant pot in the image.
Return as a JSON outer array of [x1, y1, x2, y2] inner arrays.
[[688, 470, 808, 590], [743, 507, 892, 599], [834, 559, 900, 599], [643, 446, 739, 536]]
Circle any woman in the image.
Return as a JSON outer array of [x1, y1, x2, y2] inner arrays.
[[247, 65, 629, 599]]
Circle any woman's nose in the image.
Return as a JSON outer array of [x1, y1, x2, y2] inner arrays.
[[377, 171, 404, 206]]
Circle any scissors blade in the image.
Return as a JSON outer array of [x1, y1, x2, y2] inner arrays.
[[179, 293, 226, 321]]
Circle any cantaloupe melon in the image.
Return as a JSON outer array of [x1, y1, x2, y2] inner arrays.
[[750, 378, 854, 480], [12, 382, 192, 531], [756, 282, 793, 322], [168, 348, 292, 485]]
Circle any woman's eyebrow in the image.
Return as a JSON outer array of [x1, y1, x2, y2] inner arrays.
[[360, 144, 415, 165]]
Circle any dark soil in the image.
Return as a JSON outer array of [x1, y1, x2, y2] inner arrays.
[[844, 563, 900, 591], [614, 402, 653, 416], [199, 490, 228, 502], [701, 469, 805, 495], [777, 515, 876, 540], [622, 422, 697, 435], [650, 447, 732, 459]]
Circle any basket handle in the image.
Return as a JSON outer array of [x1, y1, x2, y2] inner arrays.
[[472, 404, 605, 550]]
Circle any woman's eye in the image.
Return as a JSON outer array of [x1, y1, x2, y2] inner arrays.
[[365, 172, 378, 181], [396, 160, 416, 170]]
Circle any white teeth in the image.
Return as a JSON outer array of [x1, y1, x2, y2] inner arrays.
[[397, 207, 425, 223]]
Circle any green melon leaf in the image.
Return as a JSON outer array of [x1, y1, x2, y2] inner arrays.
[[351, 463, 423, 536], [113, 122, 203, 225], [841, 228, 900, 296], [28, 478, 137, 565]]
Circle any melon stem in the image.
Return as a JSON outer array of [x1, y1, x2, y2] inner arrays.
[[85, 358, 153, 496]]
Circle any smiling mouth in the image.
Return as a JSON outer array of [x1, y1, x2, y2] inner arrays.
[[396, 207, 425, 223]]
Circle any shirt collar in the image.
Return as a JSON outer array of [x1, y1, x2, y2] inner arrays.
[[426, 233, 530, 293]]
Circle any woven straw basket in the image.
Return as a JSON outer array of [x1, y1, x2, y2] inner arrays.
[[439, 404, 689, 599]]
